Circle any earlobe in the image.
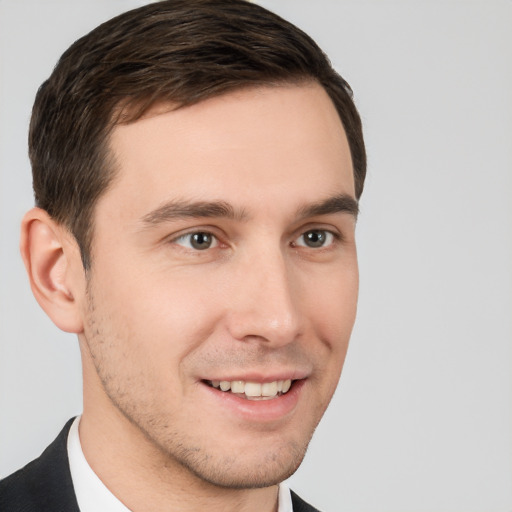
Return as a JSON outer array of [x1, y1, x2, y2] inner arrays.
[[20, 207, 85, 334]]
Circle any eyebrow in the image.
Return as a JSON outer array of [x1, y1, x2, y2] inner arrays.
[[296, 194, 359, 220], [140, 193, 358, 227], [141, 199, 248, 225]]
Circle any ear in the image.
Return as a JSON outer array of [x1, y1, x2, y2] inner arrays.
[[20, 207, 85, 333]]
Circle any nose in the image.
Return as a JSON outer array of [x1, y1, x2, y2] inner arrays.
[[225, 247, 303, 347]]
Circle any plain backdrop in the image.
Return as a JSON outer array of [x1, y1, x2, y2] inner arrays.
[[1, 1, 511, 511]]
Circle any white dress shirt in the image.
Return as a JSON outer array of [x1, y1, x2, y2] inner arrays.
[[67, 417, 293, 512]]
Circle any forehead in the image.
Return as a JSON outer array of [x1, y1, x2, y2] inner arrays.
[[101, 84, 354, 221]]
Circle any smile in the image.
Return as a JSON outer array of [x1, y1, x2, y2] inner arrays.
[[205, 379, 293, 400]]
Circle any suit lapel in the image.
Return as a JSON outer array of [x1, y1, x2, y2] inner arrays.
[[0, 418, 80, 512], [290, 490, 322, 512], [1, 419, 322, 512]]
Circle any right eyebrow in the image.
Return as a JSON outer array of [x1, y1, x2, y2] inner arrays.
[[140, 199, 249, 227]]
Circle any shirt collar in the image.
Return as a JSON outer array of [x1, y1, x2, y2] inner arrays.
[[67, 416, 293, 512]]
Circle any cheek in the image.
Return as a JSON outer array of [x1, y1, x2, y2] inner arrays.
[[310, 262, 359, 336], [306, 263, 358, 380], [87, 263, 224, 373]]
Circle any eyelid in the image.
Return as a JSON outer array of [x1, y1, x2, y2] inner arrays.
[[294, 222, 343, 239]]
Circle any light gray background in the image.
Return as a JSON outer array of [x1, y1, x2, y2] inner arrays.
[[1, 1, 511, 511]]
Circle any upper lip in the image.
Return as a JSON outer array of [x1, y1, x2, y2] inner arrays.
[[200, 370, 310, 383]]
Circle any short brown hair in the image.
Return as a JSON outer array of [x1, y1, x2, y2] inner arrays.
[[29, 0, 366, 270]]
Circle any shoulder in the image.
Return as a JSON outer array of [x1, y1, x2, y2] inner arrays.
[[291, 490, 323, 512], [0, 418, 79, 512]]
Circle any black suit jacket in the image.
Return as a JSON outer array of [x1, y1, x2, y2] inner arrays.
[[0, 419, 321, 512]]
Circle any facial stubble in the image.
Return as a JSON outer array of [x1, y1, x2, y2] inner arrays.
[[80, 283, 323, 490]]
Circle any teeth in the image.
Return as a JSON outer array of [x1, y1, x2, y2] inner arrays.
[[209, 379, 293, 398], [231, 380, 245, 393], [262, 381, 278, 397], [219, 381, 231, 391], [245, 382, 262, 397]]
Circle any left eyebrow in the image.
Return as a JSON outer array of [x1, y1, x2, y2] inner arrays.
[[296, 194, 359, 220]]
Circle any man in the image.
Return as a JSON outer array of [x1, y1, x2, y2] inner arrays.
[[0, 0, 365, 510]]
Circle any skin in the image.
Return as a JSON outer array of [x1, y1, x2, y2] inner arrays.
[[21, 83, 359, 512]]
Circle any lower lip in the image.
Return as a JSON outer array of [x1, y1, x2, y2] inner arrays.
[[200, 380, 305, 423]]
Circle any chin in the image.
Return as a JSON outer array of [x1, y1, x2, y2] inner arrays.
[[163, 436, 308, 489]]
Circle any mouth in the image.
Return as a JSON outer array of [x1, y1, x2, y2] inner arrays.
[[203, 379, 294, 401]]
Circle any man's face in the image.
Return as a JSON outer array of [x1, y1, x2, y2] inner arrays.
[[78, 83, 358, 488]]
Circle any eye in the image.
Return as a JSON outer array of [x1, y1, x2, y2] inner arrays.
[[174, 232, 219, 250], [294, 229, 335, 248]]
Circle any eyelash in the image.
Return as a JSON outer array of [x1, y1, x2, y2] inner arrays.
[[171, 228, 341, 251]]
